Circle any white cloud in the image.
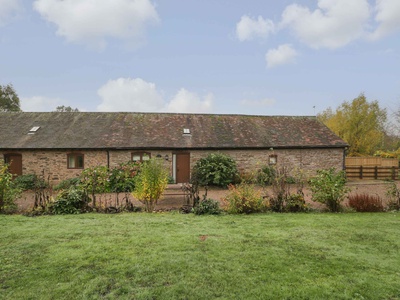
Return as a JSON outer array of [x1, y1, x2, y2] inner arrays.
[[166, 88, 213, 113], [20, 96, 63, 111], [97, 78, 164, 112], [241, 98, 276, 107], [370, 0, 400, 40], [266, 44, 298, 68], [0, 0, 22, 27], [236, 15, 275, 41], [97, 78, 214, 113], [280, 0, 370, 49], [33, 0, 159, 50]]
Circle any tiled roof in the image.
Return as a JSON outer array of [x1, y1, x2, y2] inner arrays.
[[0, 112, 348, 150]]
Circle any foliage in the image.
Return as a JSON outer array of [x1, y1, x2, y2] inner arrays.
[[269, 166, 291, 212], [285, 194, 310, 212], [192, 198, 221, 215], [223, 183, 267, 214], [0, 83, 21, 112], [318, 93, 387, 156], [309, 168, 349, 212], [256, 165, 276, 185], [53, 177, 80, 191], [54, 105, 79, 112], [386, 181, 400, 210], [80, 165, 110, 207], [0, 163, 21, 213], [347, 193, 384, 212], [132, 158, 168, 212], [14, 174, 48, 191], [108, 162, 140, 193], [192, 152, 239, 187], [51, 187, 91, 215]]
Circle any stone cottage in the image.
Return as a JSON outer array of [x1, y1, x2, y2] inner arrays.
[[0, 112, 348, 185]]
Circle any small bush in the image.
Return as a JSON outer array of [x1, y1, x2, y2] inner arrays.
[[285, 194, 310, 212], [224, 184, 267, 214], [192, 153, 239, 187], [14, 174, 48, 191], [348, 193, 384, 212], [386, 181, 400, 211], [51, 187, 91, 215], [256, 165, 276, 185], [53, 177, 80, 191], [192, 198, 221, 215], [0, 163, 21, 214]]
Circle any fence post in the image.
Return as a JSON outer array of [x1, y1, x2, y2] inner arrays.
[[360, 166, 363, 179], [374, 166, 378, 180], [392, 166, 396, 180]]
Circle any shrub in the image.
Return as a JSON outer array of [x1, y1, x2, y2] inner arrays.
[[108, 162, 140, 193], [269, 166, 291, 212], [14, 174, 48, 191], [256, 165, 276, 185], [0, 163, 21, 214], [347, 193, 384, 212], [386, 181, 400, 211], [192, 198, 221, 215], [132, 159, 168, 212], [192, 153, 238, 187], [53, 177, 80, 191], [80, 165, 110, 207], [224, 184, 267, 214], [51, 187, 91, 215], [285, 194, 309, 212], [309, 168, 349, 212]]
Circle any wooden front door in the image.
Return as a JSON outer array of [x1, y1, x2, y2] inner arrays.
[[175, 153, 190, 183], [4, 154, 22, 177]]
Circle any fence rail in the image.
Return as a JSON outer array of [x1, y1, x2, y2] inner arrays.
[[345, 166, 399, 180]]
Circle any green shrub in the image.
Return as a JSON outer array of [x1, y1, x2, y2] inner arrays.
[[348, 193, 384, 212], [53, 177, 80, 191], [14, 174, 48, 191], [309, 168, 349, 212], [192, 198, 221, 215], [108, 162, 140, 193], [256, 165, 276, 185], [386, 181, 400, 210], [51, 187, 91, 215], [80, 165, 110, 207], [192, 153, 238, 187], [285, 194, 310, 212], [224, 184, 267, 214], [0, 163, 21, 214]]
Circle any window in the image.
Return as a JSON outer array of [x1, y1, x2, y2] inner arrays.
[[131, 152, 151, 162], [67, 153, 84, 169], [268, 154, 277, 165]]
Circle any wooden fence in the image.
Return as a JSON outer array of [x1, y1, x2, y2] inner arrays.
[[345, 157, 399, 180]]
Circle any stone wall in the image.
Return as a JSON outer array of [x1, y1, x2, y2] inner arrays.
[[2, 147, 344, 185]]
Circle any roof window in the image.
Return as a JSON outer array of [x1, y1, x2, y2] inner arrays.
[[183, 128, 191, 134], [28, 126, 40, 134]]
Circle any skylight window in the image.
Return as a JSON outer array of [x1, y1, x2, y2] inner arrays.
[[28, 126, 40, 134], [183, 128, 191, 134]]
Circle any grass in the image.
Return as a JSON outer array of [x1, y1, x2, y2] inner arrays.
[[1, 212, 400, 300]]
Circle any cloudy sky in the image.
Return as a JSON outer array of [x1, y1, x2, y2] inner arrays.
[[1, 0, 399, 115]]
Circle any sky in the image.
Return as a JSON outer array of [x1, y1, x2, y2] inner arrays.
[[1, 0, 400, 116]]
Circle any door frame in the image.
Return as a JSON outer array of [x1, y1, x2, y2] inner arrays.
[[172, 152, 190, 183]]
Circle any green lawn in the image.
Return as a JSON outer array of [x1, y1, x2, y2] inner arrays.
[[1, 213, 399, 300]]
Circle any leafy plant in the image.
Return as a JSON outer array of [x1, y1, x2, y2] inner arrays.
[[0, 163, 21, 214], [309, 168, 349, 212], [51, 187, 91, 215], [269, 166, 291, 212], [132, 159, 168, 212], [53, 177, 80, 191], [80, 165, 110, 207], [192, 198, 221, 215], [256, 165, 276, 185], [285, 194, 310, 212], [348, 193, 384, 212], [192, 153, 238, 187], [386, 181, 400, 211], [108, 162, 140, 194], [223, 183, 267, 214]]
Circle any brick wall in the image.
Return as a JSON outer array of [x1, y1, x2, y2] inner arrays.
[[2, 147, 344, 185]]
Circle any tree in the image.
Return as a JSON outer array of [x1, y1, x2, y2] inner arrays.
[[318, 94, 387, 156], [54, 105, 79, 112], [0, 84, 21, 112]]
